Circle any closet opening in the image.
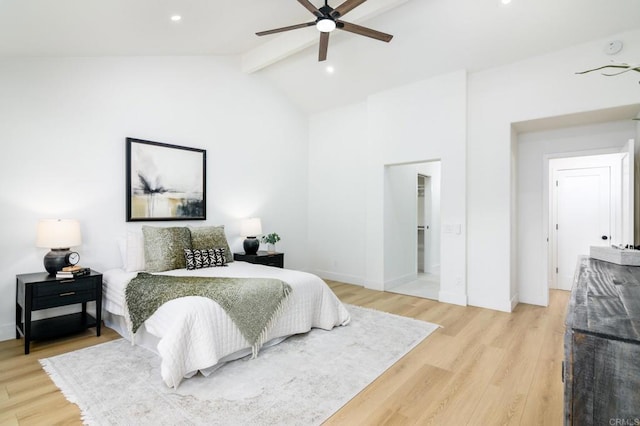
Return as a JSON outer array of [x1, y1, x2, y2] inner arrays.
[[384, 161, 441, 300]]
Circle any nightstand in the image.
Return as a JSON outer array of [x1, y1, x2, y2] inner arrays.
[[16, 270, 102, 354], [234, 251, 284, 268]]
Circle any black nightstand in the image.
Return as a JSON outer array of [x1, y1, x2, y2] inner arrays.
[[234, 251, 284, 268], [16, 270, 102, 354]]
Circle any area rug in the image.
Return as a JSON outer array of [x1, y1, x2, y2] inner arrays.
[[40, 305, 439, 426]]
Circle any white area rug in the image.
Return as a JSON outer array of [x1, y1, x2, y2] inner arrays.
[[40, 305, 439, 426]]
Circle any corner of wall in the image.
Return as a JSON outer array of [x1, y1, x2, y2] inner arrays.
[[510, 293, 519, 311]]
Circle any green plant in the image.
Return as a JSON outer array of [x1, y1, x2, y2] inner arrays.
[[576, 62, 640, 82], [261, 233, 281, 245], [576, 62, 640, 120]]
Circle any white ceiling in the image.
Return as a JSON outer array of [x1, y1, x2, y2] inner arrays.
[[2, 0, 640, 113]]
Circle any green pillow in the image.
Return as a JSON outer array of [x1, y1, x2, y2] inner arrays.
[[142, 226, 192, 272], [189, 225, 233, 263]]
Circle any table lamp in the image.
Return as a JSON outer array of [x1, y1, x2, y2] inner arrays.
[[36, 219, 82, 275], [240, 218, 262, 255]]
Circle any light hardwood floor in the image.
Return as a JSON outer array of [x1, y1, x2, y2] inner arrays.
[[0, 282, 569, 425]]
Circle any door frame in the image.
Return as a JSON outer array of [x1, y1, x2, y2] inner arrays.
[[546, 152, 623, 290]]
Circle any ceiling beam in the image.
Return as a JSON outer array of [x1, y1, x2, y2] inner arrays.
[[241, 0, 409, 74]]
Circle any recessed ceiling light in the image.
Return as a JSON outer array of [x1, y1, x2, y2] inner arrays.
[[501, 0, 511, 4], [326, 66, 335, 74], [171, 15, 182, 22]]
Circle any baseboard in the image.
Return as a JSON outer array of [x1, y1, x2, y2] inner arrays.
[[467, 294, 513, 313], [384, 273, 418, 290], [0, 322, 15, 342], [427, 263, 440, 274], [438, 290, 467, 306], [313, 270, 364, 287]]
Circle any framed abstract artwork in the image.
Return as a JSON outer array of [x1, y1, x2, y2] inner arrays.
[[126, 138, 206, 222]]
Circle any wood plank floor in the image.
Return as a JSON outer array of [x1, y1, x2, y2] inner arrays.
[[0, 282, 569, 425]]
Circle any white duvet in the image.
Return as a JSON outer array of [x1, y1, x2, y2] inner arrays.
[[102, 261, 351, 388]]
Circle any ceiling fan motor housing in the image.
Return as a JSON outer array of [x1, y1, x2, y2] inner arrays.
[[256, 0, 393, 62]]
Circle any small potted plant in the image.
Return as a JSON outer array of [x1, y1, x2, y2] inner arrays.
[[261, 232, 281, 253]]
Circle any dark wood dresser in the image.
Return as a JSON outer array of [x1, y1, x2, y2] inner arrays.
[[564, 256, 640, 425]]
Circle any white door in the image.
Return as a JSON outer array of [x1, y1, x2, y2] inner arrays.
[[554, 167, 611, 290]]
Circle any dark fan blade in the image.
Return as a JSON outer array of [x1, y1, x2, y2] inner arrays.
[[337, 21, 393, 42], [319, 32, 330, 61], [256, 22, 315, 36], [330, 0, 367, 18], [298, 0, 323, 17]]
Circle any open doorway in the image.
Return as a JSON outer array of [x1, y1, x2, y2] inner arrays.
[[548, 147, 633, 291], [385, 160, 441, 300]]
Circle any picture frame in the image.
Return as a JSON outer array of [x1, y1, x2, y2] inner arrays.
[[126, 138, 206, 222]]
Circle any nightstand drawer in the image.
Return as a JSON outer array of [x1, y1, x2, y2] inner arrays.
[[32, 289, 96, 310], [261, 258, 282, 267], [32, 276, 99, 297]]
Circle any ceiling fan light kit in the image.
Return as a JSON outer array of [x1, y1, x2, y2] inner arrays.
[[256, 0, 393, 62], [316, 19, 337, 32]]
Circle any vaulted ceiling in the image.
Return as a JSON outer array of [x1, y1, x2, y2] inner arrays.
[[2, 0, 639, 112]]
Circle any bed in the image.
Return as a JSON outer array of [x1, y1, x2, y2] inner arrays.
[[103, 226, 351, 388]]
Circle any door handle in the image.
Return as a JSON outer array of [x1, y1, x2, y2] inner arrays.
[[602, 235, 608, 240]]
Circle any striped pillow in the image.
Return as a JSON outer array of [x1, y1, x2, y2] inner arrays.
[[184, 248, 227, 270]]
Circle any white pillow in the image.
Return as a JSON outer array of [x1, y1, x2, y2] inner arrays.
[[125, 231, 146, 272]]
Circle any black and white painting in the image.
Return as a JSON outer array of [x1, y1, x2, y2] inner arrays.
[[126, 138, 206, 221]]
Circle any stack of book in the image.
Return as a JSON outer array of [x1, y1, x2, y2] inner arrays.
[[56, 266, 91, 279]]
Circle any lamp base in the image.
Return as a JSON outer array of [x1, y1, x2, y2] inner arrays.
[[243, 237, 259, 255], [44, 248, 71, 275]]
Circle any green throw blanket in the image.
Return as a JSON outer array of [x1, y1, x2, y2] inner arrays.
[[125, 273, 292, 357]]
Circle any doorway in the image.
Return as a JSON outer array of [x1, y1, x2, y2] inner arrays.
[[548, 152, 630, 290], [385, 161, 441, 300]]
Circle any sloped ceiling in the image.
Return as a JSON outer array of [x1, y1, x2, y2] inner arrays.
[[2, 0, 639, 112]]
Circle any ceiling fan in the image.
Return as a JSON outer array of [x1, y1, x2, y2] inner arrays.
[[256, 0, 393, 62]]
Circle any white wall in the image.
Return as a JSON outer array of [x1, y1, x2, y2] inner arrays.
[[308, 70, 467, 305], [467, 29, 640, 312], [517, 121, 635, 305], [309, 29, 640, 313], [370, 70, 468, 305], [0, 56, 309, 341], [308, 102, 368, 284]]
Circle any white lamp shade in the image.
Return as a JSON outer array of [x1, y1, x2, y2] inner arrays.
[[240, 218, 262, 237], [36, 219, 82, 249]]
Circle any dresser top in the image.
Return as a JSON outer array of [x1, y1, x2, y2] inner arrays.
[[567, 256, 640, 344]]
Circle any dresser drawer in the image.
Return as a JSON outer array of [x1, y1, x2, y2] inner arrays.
[[32, 276, 99, 297]]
